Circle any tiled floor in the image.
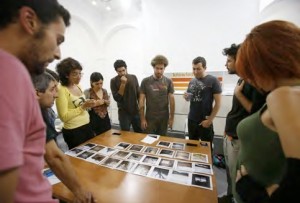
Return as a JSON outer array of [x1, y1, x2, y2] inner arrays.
[[214, 166, 227, 197]]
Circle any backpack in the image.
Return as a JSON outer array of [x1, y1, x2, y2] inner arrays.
[[213, 154, 226, 169]]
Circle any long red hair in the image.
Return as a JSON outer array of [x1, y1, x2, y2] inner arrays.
[[236, 20, 300, 89]]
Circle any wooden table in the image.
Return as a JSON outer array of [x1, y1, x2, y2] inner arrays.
[[52, 130, 218, 203]]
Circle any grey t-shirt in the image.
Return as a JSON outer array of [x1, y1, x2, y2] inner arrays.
[[140, 75, 174, 119], [187, 75, 222, 123]]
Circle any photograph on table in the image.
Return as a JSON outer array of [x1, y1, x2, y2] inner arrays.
[[128, 144, 145, 152], [191, 153, 208, 163], [87, 153, 107, 164], [114, 142, 132, 150], [83, 143, 97, 149], [149, 167, 170, 180], [168, 170, 191, 185], [115, 160, 137, 172], [193, 163, 213, 175], [65, 147, 85, 157], [158, 158, 175, 168], [89, 144, 106, 153], [111, 150, 131, 159], [175, 160, 194, 172], [142, 146, 159, 155], [191, 173, 213, 190], [174, 151, 191, 161], [141, 155, 160, 165], [132, 163, 152, 176], [100, 157, 122, 168], [158, 149, 175, 158], [157, 141, 171, 148], [127, 153, 145, 162], [77, 151, 95, 160], [171, 142, 185, 150], [98, 147, 118, 156]]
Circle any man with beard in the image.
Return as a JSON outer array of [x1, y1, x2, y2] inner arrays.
[[33, 72, 96, 203], [0, 0, 70, 202], [110, 59, 142, 133], [183, 56, 222, 148], [219, 44, 266, 203], [139, 55, 175, 136]]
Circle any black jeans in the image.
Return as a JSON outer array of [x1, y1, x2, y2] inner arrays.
[[62, 123, 95, 149], [188, 119, 214, 147]]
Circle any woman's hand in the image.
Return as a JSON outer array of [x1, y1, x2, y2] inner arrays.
[[236, 165, 279, 203], [97, 99, 105, 106], [82, 99, 96, 110], [104, 99, 110, 106]]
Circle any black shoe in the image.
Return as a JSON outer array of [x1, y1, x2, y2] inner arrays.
[[218, 195, 234, 203]]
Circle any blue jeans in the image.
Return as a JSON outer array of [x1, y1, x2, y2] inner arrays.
[[118, 109, 142, 133]]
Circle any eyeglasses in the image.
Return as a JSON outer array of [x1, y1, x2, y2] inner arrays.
[[70, 72, 83, 77]]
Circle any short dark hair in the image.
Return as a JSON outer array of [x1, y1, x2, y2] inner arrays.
[[32, 72, 56, 93], [113, 60, 127, 71], [46, 68, 60, 82], [222, 44, 240, 59], [192, 56, 206, 68], [90, 72, 104, 82], [90, 72, 104, 87], [151, 55, 168, 67], [0, 0, 71, 29], [56, 57, 83, 86]]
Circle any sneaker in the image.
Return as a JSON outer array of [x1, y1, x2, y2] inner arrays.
[[218, 195, 234, 203]]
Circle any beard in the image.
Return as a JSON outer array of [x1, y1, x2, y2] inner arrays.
[[21, 52, 47, 76], [21, 27, 48, 76], [154, 73, 163, 78]]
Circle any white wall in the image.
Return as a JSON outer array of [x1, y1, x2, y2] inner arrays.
[[259, 0, 300, 25], [49, 0, 299, 90], [51, 0, 299, 133], [141, 0, 260, 73], [50, 0, 262, 90]]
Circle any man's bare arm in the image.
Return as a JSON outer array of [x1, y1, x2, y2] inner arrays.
[[45, 140, 95, 202], [0, 167, 19, 203]]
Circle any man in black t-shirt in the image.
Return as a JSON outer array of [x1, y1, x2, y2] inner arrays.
[[183, 56, 222, 147], [219, 44, 266, 203]]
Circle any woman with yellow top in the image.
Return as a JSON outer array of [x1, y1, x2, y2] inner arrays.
[[56, 57, 96, 149]]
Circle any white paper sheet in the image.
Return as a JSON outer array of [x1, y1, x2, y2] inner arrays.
[[141, 134, 160, 144]]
